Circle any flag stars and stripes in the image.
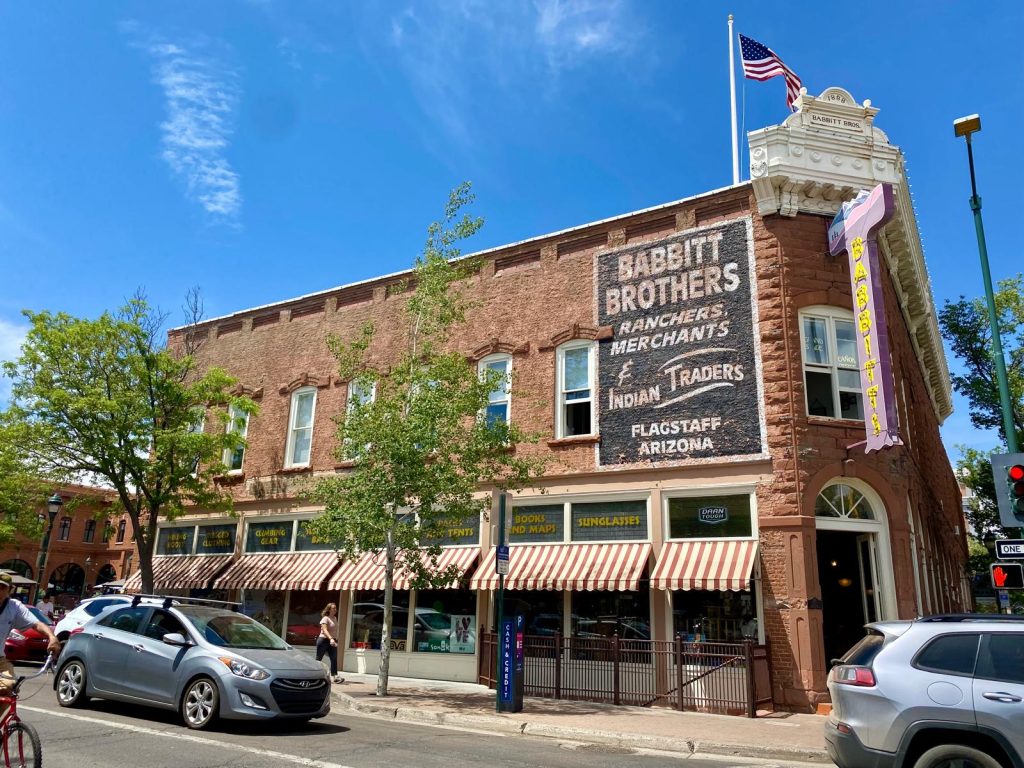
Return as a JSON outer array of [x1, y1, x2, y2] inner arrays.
[[739, 33, 803, 111]]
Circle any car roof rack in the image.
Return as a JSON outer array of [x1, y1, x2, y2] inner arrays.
[[130, 594, 242, 611], [916, 613, 1024, 623]]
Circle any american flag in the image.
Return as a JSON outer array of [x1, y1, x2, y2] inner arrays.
[[739, 33, 802, 111]]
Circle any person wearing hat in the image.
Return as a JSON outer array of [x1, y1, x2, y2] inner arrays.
[[0, 573, 59, 690]]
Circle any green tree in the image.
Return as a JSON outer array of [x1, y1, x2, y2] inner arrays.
[[307, 184, 542, 695], [0, 295, 256, 593], [0, 439, 48, 546]]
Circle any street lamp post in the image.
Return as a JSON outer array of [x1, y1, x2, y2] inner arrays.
[[81, 556, 93, 598], [35, 494, 62, 602], [954, 114, 1019, 454]]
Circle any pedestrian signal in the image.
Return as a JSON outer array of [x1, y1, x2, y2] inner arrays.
[[991, 562, 1024, 590]]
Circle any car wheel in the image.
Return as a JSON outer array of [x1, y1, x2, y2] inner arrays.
[[56, 660, 88, 707], [913, 744, 1002, 768], [181, 677, 219, 730]]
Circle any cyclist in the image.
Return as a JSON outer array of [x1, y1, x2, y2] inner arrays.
[[0, 573, 60, 691]]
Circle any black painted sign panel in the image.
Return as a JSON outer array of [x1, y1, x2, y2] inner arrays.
[[420, 513, 481, 547], [246, 521, 293, 553], [295, 519, 333, 552], [597, 218, 764, 465], [156, 526, 195, 556], [195, 524, 237, 555], [570, 500, 648, 542], [509, 504, 563, 543]]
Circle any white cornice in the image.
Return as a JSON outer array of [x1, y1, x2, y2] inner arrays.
[[748, 87, 953, 423]]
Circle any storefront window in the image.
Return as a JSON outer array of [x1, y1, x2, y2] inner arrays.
[[351, 590, 411, 650], [156, 526, 195, 555], [286, 588, 336, 646], [241, 589, 286, 636], [504, 590, 563, 637], [195, 524, 237, 554], [667, 495, 753, 539], [246, 521, 294, 553], [570, 499, 648, 541], [571, 589, 651, 640], [671, 589, 756, 642], [413, 589, 476, 654]]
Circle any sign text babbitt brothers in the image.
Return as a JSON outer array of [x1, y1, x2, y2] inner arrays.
[[597, 219, 763, 465]]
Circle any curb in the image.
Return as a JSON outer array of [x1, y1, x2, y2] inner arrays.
[[332, 690, 832, 764]]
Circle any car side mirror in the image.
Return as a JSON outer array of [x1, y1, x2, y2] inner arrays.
[[162, 632, 192, 647]]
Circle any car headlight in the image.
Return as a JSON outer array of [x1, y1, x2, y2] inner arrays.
[[9, 630, 24, 641], [218, 657, 270, 681]]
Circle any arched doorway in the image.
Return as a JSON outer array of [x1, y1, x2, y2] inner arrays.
[[47, 562, 85, 596], [0, 559, 32, 579], [815, 479, 896, 665]]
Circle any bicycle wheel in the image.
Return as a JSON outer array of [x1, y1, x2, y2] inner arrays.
[[3, 720, 41, 768]]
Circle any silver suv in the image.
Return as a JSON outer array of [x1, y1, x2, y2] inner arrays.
[[826, 614, 1024, 768], [55, 595, 331, 729]]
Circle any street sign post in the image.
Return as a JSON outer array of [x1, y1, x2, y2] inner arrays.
[[496, 545, 509, 576], [995, 539, 1024, 560]]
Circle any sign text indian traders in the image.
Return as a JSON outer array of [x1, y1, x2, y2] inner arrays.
[[597, 218, 764, 465]]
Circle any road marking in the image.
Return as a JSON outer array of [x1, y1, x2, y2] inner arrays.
[[22, 706, 352, 768]]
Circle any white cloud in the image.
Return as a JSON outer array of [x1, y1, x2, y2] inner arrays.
[[0, 317, 28, 407], [383, 0, 643, 147], [128, 30, 242, 222]]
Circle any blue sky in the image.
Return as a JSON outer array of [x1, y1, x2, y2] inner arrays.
[[1, 1, 1021, 460]]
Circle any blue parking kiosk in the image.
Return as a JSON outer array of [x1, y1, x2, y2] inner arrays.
[[497, 614, 524, 712]]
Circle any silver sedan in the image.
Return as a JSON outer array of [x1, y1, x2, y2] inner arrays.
[[55, 597, 331, 729]]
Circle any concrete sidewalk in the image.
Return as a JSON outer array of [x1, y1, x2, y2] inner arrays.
[[330, 673, 831, 764]]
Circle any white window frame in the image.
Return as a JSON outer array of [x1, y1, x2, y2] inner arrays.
[[344, 379, 376, 459], [284, 387, 317, 468], [479, 354, 512, 427], [662, 484, 759, 541], [223, 404, 249, 473], [187, 408, 206, 477], [555, 340, 596, 438], [798, 307, 863, 421]]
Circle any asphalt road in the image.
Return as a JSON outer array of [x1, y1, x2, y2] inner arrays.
[[11, 663, 825, 768]]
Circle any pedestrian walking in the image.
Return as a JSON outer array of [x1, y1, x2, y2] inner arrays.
[[317, 602, 344, 684]]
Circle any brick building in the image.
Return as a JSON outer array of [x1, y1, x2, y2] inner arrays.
[[149, 87, 965, 711], [0, 484, 137, 610]]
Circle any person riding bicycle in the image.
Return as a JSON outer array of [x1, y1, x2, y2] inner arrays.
[[0, 573, 60, 692]]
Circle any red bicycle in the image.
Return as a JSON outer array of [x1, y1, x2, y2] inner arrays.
[[0, 655, 54, 768]]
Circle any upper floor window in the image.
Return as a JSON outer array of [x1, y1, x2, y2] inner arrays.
[[102, 519, 113, 543], [187, 408, 206, 476], [285, 387, 317, 468], [800, 308, 862, 420], [116, 519, 127, 543], [347, 379, 376, 412], [223, 405, 249, 472], [815, 482, 877, 520], [57, 517, 72, 541], [556, 341, 595, 437], [83, 519, 96, 543], [479, 355, 511, 427]]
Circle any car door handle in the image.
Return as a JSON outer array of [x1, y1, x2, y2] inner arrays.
[[94, 632, 104, 639], [132, 644, 145, 653], [982, 692, 1023, 703]]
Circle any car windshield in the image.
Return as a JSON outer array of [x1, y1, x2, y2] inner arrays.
[[28, 606, 51, 625], [178, 606, 288, 650], [839, 630, 885, 666]]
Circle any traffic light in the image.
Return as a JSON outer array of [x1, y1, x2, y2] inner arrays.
[[1009, 463, 1024, 516], [991, 453, 1024, 527], [991, 562, 1024, 590]]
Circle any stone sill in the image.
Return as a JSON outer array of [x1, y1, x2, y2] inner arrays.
[[806, 416, 865, 431], [213, 472, 246, 485], [277, 465, 313, 475], [546, 435, 600, 448]]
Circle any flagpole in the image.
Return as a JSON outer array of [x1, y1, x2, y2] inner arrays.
[[728, 14, 739, 184]]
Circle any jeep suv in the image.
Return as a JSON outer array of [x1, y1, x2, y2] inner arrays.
[[825, 614, 1024, 768]]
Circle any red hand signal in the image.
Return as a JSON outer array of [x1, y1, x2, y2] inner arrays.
[[993, 566, 1008, 587]]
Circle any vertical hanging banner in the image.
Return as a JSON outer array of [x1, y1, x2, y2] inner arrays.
[[828, 183, 902, 452]]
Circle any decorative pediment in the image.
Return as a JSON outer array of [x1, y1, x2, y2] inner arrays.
[[538, 323, 613, 352], [230, 384, 264, 400], [278, 373, 331, 395], [469, 339, 530, 362], [747, 86, 952, 423]]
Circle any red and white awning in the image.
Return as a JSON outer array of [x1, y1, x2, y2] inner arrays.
[[470, 543, 651, 592], [123, 554, 234, 593], [650, 540, 759, 591], [211, 551, 342, 592], [327, 547, 479, 591]]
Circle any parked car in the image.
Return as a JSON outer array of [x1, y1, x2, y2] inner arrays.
[[53, 595, 133, 644], [4, 607, 54, 662], [825, 614, 1024, 768], [55, 595, 331, 729]]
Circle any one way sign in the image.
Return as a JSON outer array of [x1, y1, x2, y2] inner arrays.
[[991, 562, 1024, 590], [995, 539, 1024, 560]]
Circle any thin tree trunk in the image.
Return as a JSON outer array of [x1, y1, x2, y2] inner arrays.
[[377, 533, 395, 696]]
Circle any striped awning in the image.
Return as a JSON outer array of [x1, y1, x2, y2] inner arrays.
[[651, 540, 759, 591], [470, 543, 651, 592], [211, 551, 342, 592], [327, 547, 479, 591], [123, 555, 234, 593]]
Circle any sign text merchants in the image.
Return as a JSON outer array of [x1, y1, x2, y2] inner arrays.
[[597, 218, 764, 465]]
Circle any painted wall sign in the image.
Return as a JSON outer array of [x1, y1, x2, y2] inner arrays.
[[195, 524, 237, 555], [509, 504, 563, 543], [294, 519, 333, 551], [419, 513, 481, 547], [570, 500, 648, 542], [697, 506, 729, 525], [828, 183, 901, 452], [156, 526, 195, 556], [597, 218, 764, 465], [246, 521, 294, 553]]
